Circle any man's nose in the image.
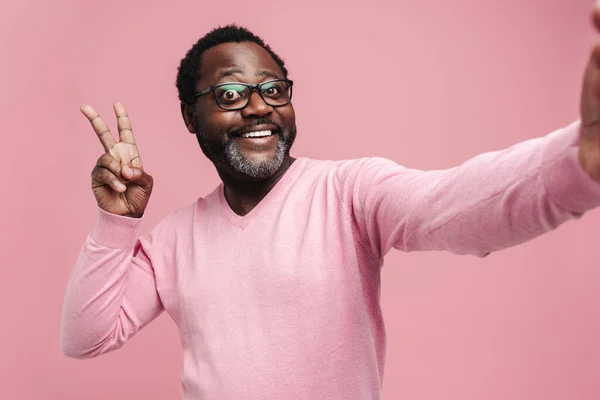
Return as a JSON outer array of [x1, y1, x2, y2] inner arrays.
[[241, 90, 273, 117]]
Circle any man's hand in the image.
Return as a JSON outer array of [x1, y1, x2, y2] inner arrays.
[[579, 4, 600, 183], [81, 102, 153, 218]]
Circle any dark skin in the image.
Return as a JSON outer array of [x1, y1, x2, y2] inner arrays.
[[80, 6, 600, 219], [182, 42, 297, 215], [79, 42, 297, 217]]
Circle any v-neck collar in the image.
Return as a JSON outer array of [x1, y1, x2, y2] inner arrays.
[[217, 158, 306, 229]]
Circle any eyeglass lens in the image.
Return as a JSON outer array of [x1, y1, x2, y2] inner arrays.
[[214, 80, 291, 109]]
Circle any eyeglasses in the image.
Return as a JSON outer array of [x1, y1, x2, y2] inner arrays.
[[194, 79, 294, 111]]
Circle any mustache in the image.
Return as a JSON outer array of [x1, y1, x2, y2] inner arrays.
[[229, 119, 283, 137]]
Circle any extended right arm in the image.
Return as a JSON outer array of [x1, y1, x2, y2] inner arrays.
[[60, 208, 163, 358], [61, 103, 161, 358]]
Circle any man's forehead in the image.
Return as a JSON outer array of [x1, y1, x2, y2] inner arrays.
[[199, 42, 282, 80]]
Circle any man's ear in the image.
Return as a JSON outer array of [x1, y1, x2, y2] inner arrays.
[[181, 103, 197, 134]]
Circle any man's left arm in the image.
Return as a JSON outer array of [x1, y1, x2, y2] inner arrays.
[[340, 5, 600, 259], [342, 122, 600, 259]]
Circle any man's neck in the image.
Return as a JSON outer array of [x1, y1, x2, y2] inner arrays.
[[219, 157, 296, 216]]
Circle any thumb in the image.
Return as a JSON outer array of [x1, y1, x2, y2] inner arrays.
[[122, 166, 153, 190], [581, 58, 600, 129]]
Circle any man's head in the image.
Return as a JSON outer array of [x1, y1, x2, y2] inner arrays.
[[176, 25, 297, 181]]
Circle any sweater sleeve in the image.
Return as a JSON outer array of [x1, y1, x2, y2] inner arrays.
[[335, 120, 600, 259], [60, 207, 164, 359]]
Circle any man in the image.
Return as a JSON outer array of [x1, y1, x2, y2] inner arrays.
[[61, 9, 600, 399]]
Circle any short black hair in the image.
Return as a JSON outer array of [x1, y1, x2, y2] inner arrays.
[[176, 24, 289, 107]]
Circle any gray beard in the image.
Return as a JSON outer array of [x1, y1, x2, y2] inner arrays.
[[224, 136, 287, 179], [197, 132, 294, 179]]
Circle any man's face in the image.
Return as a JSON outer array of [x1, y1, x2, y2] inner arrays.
[[185, 41, 297, 180]]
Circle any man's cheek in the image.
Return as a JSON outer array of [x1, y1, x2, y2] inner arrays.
[[202, 114, 235, 137], [280, 108, 295, 130]]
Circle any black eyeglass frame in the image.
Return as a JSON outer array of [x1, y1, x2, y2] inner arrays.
[[194, 79, 294, 111]]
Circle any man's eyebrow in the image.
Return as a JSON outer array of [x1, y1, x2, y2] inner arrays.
[[213, 68, 244, 83], [256, 71, 282, 80], [211, 68, 283, 84]]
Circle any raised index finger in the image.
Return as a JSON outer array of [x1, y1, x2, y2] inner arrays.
[[80, 104, 116, 152]]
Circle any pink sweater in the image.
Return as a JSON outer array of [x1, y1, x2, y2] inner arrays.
[[61, 121, 600, 399]]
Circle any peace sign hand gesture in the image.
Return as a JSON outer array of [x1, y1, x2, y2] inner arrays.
[[82, 103, 153, 218]]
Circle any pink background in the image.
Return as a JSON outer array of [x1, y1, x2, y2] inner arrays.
[[2, 0, 600, 398]]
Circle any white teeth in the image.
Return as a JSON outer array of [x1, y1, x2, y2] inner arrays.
[[241, 130, 272, 138]]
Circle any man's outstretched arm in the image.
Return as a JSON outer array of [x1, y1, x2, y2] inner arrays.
[[335, 5, 600, 259]]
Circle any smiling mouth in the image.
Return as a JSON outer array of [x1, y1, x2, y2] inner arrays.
[[239, 129, 274, 138]]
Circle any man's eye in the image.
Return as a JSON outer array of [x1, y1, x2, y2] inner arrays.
[[222, 90, 241, 101], [262, 85, 281, 97]]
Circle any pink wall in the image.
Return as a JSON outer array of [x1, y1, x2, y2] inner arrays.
[[1, 0, 599, 398]]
